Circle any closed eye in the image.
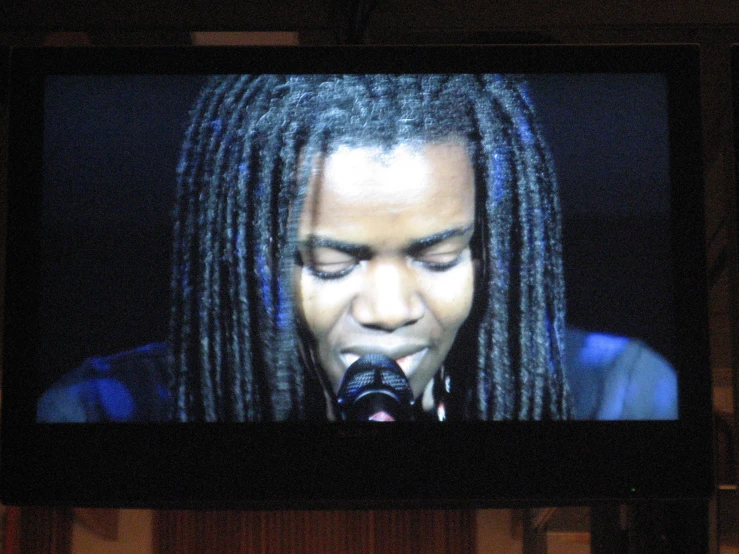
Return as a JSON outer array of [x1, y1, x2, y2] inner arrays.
[[414, 248, 469, 272], [299, 246, 360, 280], [309, 264, 356, 280], [409, 226, 473, 272]]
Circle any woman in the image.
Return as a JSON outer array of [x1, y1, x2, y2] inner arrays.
[[41, 74, 674, 423], [169, 74, 569, 421]]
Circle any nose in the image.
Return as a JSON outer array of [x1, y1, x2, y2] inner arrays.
[[351, 258, 425, 331]]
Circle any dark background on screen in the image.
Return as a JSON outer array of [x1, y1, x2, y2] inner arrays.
[[39, 73, 673, 393]]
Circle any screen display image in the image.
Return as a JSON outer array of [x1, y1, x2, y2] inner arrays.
[[1, 46, 711, 507], [36, 73, 676, 423]]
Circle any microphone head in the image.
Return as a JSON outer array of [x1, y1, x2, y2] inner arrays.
[[336, 353, 415, 422]]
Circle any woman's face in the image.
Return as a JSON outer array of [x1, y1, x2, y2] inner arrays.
[[295, 141, 476, 404]]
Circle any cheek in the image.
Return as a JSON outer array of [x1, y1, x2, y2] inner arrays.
[[418, 261, 475, 331], [296, 269, 354, 340]]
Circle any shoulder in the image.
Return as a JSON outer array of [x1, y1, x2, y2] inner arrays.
[[36, 343, 171, 423], [565, 328, 677, 420]]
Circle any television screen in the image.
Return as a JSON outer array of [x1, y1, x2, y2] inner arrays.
[[1, 46, 713, 507]]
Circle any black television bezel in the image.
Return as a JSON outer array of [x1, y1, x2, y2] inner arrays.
[[1, 45, 713, 509]]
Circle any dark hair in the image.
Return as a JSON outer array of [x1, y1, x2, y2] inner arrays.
[[170, 74, 570, 421]]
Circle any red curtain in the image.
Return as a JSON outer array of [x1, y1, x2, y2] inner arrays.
[[3, 506, 71, 554], [155, 510, 475, 554]]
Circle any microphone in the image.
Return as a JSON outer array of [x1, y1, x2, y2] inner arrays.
[[336, 353, 415, 422]]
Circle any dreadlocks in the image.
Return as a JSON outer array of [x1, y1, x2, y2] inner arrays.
[[170, 74, 570, 421]]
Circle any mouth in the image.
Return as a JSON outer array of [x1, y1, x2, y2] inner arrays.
[[341, 347, 428, 376]]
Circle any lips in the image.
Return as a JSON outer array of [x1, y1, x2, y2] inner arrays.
[[393, 349, 427, 373], [340, 346, 428, 376]]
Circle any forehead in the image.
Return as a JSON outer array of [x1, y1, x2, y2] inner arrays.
[[299, 142, 475, 244]]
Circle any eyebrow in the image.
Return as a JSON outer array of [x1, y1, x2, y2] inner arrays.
[[299, 224, 474, 259], [405, 224, 475, 256], [298, 237, 373, 260]]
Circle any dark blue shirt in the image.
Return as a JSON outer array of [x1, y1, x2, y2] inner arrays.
[[36, 329, 677, 422]]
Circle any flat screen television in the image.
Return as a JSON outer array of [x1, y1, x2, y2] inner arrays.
[[0, 45, 713, 508]]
